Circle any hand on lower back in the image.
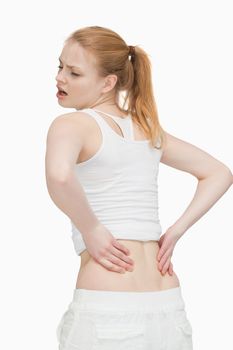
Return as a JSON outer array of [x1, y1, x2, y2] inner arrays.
[[82, 223, 135, 273], [156, 228, 181, 276]]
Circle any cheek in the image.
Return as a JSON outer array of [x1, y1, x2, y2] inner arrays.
[[72, 79, 89, 92], [71, 77, 101, 98]]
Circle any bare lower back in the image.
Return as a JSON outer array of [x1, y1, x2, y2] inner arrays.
[[76, 240, 180, 292]]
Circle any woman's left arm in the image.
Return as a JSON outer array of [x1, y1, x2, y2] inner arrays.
[[157, 131, 233, 275]]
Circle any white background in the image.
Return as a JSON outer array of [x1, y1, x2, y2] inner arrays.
[[0, 0, 232, 349]]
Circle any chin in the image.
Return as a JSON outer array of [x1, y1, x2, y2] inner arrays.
[[57, 100, 72, 108]]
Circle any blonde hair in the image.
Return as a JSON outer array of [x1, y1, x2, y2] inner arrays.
[[65, 26, 166, 150]]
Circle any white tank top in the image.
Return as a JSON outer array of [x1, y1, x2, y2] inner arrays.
[[71, 108, 163, 256]]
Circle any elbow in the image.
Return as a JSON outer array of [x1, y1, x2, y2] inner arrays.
[[198, 164, 233, 185], [227, 168, 233, 186], [216, 165, 233, 186]]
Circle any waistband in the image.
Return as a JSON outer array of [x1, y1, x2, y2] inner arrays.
[[71, 286, 185, 313]]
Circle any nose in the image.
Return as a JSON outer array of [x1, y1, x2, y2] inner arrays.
[[55, 71, 66, 84]]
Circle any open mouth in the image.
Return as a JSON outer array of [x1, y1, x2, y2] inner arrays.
[[58, 89, 68, 96]]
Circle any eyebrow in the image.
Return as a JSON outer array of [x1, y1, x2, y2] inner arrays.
[[58, 57, 82, 69]]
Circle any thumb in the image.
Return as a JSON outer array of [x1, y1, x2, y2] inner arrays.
[[157, 231, 170, 261]]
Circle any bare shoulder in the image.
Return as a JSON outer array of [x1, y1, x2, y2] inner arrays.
[[45, 111, 95, 179], [160, 130, 229, 179], [48, 111, 92, 131], [46, 111, 94, 142]]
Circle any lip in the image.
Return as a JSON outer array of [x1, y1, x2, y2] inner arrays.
[[56, 91, 67, 99], [56, 85, 67, 93]]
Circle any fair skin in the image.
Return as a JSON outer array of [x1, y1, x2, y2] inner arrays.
[[47, 40, 232, 286], [56, 39, 119, 111]]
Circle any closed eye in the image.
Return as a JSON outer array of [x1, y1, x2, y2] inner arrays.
[[57, 66, 80, 77]]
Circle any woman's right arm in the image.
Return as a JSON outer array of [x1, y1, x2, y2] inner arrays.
[[45, 113, 134, 273]]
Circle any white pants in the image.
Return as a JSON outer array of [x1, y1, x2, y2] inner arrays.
[[56, 286, 193, 349]]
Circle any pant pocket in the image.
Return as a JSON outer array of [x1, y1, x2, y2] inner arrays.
[[173, 309, 193, 350], [94, 323, 146, 350], [57, 307, 97, 350], [56, 302, 77, 347]]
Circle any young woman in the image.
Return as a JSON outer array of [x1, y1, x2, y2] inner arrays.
[[45, 26, 232, 350]]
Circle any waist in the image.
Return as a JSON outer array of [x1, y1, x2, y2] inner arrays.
[[76, 240, 180, 292], [80, 240, 160, 267], [72, 286, 185, 312]]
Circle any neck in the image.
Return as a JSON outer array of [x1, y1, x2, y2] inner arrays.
[[90, 103, 128, 118]]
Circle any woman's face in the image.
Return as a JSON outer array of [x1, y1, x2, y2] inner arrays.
[[55, 40, 108, 110]]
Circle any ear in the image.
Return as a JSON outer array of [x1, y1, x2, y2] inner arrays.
[[102, 74, 118, 93]]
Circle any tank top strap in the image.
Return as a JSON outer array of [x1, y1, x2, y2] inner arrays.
[[91, 108, 134, 140], [77, 108, 111, 138]]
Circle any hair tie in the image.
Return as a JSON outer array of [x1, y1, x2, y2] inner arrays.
[[128, 45, 135, 60]]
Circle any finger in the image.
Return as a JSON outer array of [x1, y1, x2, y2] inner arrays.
[[158, 249, 172, 269], [157, 234, 173, 261], [108, 254, 134, 272], [168, 262, 173, 275], [106, 251, 130, 269], [161, 257, 171, 275], [99, 256, 126, 274], [113, 240, 130, 256], [157, 244, 168, 261], [110, 246, 134, 266]]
